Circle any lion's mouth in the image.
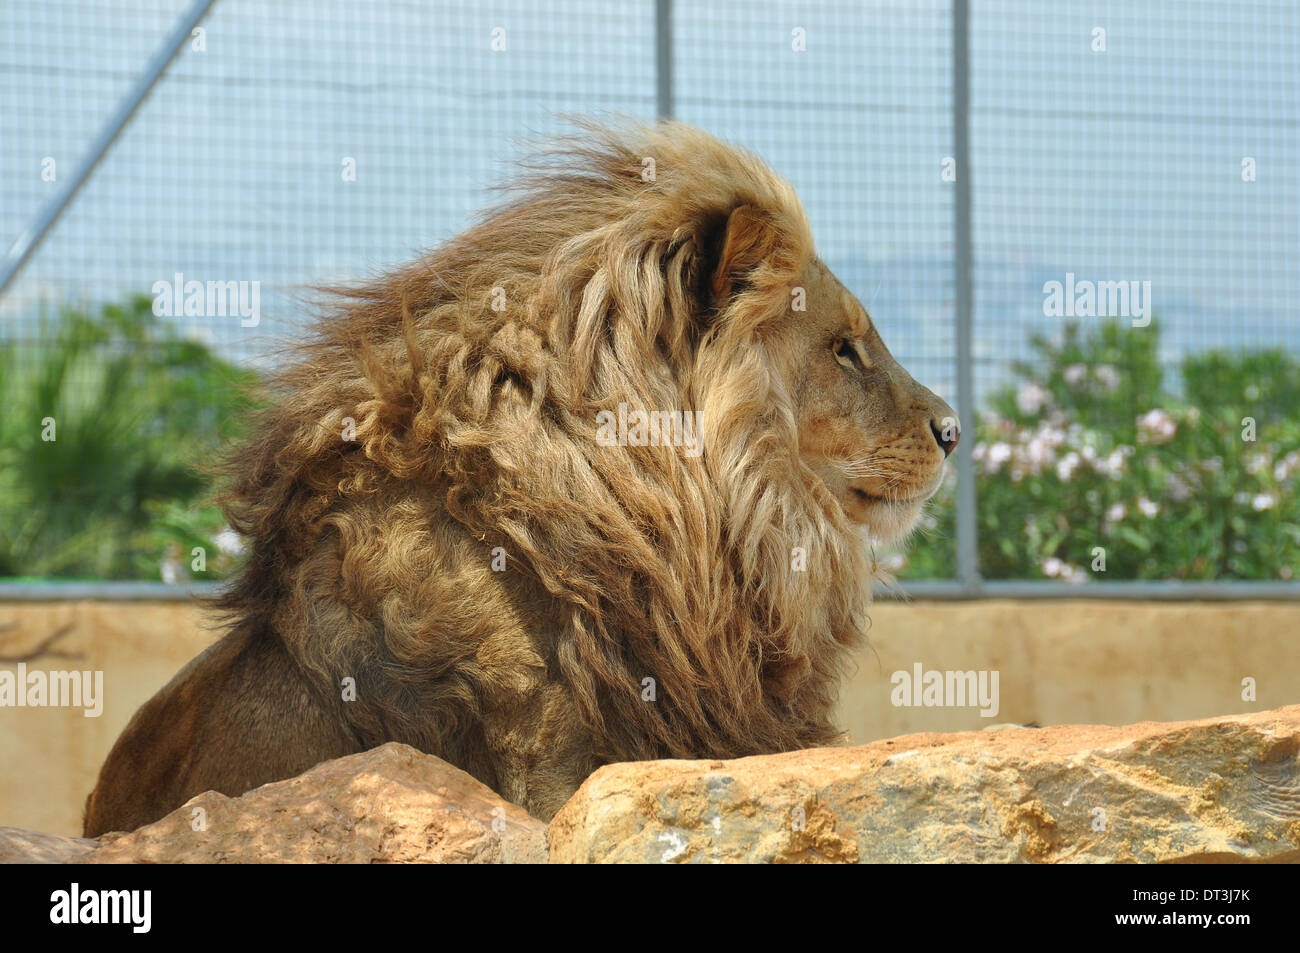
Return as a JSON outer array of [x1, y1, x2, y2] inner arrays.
[[844, 485, 929, 544], [850, 487, 922, 507]]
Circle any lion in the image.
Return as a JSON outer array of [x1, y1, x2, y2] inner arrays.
[[83, 121, 958, 836]]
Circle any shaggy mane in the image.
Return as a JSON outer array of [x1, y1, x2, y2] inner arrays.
[[213, 120, 875, 766]]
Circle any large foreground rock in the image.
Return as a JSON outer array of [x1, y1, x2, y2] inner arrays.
[[82, 743, 547, 863], [0, 827, 97, 864], [549, 706, 1300, 863]]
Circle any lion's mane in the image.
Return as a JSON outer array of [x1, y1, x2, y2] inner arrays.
[[214, 121, 875, 775]]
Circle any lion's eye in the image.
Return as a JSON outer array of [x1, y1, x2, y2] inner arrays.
[[833, 338, 863, 371]]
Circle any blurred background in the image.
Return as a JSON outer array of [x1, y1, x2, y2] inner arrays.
[[0, 1, 1297, 834], [1, 0, 1297, 587]]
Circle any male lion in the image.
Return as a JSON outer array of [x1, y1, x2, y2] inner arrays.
[[84, 121, 958, 835]]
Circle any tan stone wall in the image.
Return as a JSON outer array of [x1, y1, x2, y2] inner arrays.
[[2, 598, 1297, 836], [0, 601, 219, 838], [837, 600, 1299, 742]]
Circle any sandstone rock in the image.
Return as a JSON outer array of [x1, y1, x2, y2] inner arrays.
[[549, 705, 1300, 863], [82, 743, 547, 864], [0, 827, 97, 864]]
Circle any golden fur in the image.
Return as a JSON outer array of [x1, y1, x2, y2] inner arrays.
[[84, 121, 956, 834]]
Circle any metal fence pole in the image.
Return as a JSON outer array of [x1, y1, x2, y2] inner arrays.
[[655, 0, 673, 120], [0, 0, 218, 300], [951, 0, 979, 593], [1, 577, 1296, 603]]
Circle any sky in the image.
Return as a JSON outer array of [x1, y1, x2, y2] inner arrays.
[[2, 0, 1297, 408]]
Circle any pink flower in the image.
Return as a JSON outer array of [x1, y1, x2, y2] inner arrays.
[[1095, 365, 1120, 390], [1017, 383, 1051, 416], [1137, 409, 1176, 444], [1056, 452, 1081, 481]]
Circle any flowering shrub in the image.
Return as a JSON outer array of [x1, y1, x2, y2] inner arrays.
[[897, 321, 1300, 582]]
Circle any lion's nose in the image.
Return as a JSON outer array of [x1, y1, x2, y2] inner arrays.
[[930, 417, 960, 457]]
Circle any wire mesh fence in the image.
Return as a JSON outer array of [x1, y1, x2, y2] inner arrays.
[[0, 0, 1296, 594]]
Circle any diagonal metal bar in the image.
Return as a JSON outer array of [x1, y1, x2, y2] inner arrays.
[[0, 0, 218, 300]]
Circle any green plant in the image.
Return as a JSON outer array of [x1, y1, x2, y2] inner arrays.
[[894, 320, 1300, 582], [0, 296, 262, 580]]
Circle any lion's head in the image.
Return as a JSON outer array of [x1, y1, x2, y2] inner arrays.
[[765, 256, 958, 544], [216, 121, 958, 800]]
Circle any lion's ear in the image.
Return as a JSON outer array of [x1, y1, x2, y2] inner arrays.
[[707, 204, 781, 305]]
